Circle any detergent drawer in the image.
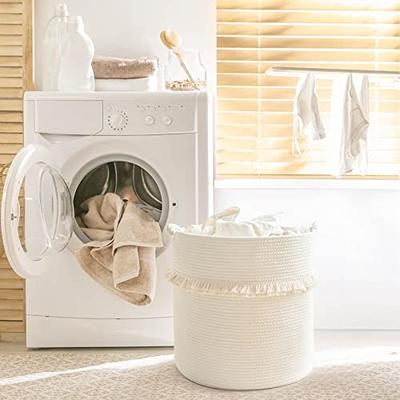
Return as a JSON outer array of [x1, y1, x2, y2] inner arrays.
[[34, 100, 103, 135]]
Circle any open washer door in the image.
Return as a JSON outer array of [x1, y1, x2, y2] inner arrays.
[[1, 144, 73, 278]]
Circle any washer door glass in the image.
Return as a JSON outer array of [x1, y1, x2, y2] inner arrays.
[[132, 165, 162, 210], [1, 145, 73, 278]]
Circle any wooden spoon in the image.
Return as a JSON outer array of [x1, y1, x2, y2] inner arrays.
[[160, 29, 199, 89]]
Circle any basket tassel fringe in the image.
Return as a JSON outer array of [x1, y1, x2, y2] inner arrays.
[[166, 270, 315, 298]]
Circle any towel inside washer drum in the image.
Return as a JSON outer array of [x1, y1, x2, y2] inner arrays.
[[73, 163, 117, 213], [132, 165, 162, 210]]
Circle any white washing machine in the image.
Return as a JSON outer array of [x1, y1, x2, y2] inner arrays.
[[1, 91, 212, 348]]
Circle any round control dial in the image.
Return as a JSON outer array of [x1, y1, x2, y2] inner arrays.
[[107, 110, 128, 131]]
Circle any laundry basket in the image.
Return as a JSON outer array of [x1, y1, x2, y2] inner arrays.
[[167, 231, 315, 390]]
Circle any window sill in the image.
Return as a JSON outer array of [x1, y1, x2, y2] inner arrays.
[[215, 179, 400, 190]]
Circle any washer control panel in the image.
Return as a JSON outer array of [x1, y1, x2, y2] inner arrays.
[[102, 93, 198, 135]]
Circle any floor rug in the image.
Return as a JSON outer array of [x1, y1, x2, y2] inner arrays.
[[0, 347, 399, 399]]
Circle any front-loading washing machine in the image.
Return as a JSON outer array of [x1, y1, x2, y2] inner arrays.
[[1, 91, 212, 348]]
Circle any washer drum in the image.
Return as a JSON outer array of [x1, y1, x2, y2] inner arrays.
[[167, 232, 315, 390]]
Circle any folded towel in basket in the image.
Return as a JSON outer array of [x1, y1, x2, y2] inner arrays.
[[92, 55, 158, 79], [169, 207, 316, 237], [76, 193, 163, 305]]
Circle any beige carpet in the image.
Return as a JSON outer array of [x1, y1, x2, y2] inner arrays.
[[0, 347, 399, 399]]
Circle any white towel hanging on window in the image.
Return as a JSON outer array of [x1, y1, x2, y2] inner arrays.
[[292, 72, 326, 156], [329, 74, 369, 177]]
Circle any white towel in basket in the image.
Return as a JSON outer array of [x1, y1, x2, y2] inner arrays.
[[169, 207, 316, 237]]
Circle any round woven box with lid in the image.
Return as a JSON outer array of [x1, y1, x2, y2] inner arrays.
[[167, 231, 315, 390]]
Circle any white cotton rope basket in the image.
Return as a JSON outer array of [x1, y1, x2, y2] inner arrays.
[[167, 231, 315, 390]]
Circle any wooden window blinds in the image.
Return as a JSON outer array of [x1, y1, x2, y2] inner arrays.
[[0, 0, 32, 336], [216, 0, 400, 178]]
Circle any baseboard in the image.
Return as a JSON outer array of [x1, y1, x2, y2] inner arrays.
[[26, 315, 174, 348]]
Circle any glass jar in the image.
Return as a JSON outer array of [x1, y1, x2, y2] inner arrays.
[[164, 49, 207, 91]]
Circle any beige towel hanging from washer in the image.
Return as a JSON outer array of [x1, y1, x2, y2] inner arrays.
[[76, 193, 163, 305]]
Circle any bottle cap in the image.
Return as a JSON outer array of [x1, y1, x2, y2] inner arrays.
[[67, 16, 84, 31], [55, 3, 69, 17]]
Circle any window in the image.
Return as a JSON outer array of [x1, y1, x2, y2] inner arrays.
[[216, 0, 400, 178]]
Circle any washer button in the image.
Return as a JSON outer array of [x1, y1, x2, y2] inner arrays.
[[162, 115, 173, 126], [144, 115, 155, 125]]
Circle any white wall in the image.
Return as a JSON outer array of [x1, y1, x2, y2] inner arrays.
[[34, 0, 216, 89], [216, 184, 400, 329]]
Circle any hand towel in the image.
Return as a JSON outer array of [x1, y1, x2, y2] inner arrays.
[[76, 193, 163, 305], [293, 72, 326, 155], [92, 56, 158, 79], [329, 74, 369, 176]]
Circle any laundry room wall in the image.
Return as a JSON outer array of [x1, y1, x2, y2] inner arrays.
[[34, 0, 216, 90], [216, 182, 400, 330]]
